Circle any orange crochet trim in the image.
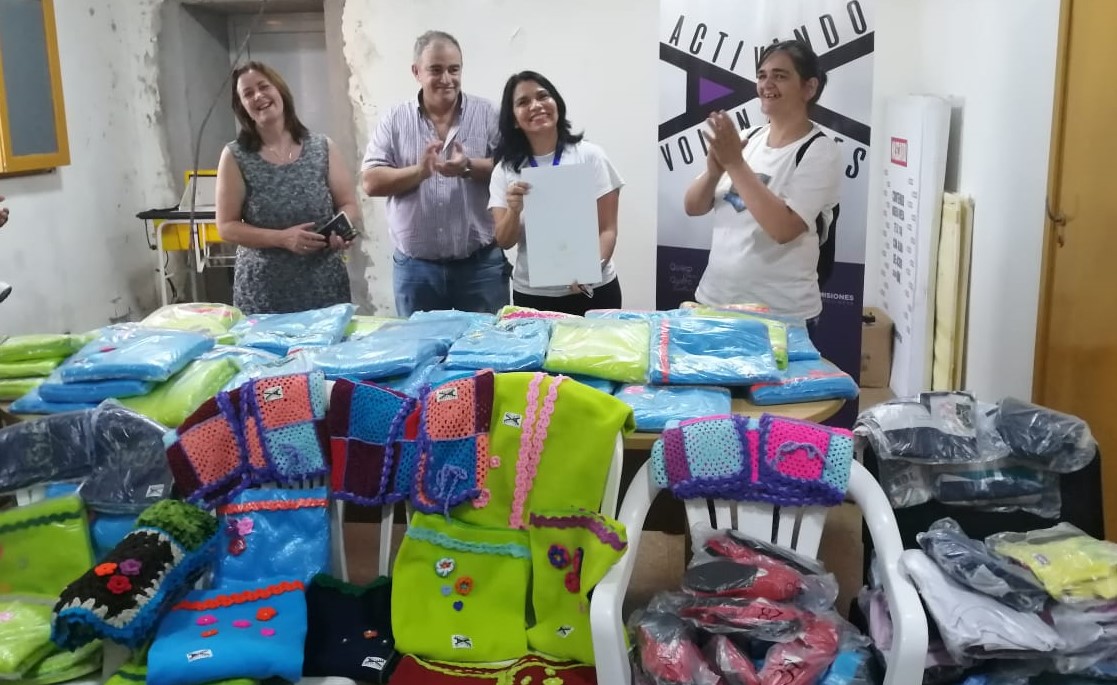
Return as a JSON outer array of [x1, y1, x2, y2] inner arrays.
[[216, 498, 327, 515], [171, 580, 305, 611]]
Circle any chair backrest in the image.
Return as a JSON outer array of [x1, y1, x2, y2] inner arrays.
[[683, 498, 830, 560], [375, 431, 627, 577]]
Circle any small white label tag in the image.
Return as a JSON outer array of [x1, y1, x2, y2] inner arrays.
[[451, 634, 473, 649], [263, 386, 284, 402], [556, 625, 574, 638], [146, 484, 165, 498], [186, 649, 213, 662], [436, 387, 459, 402], [502, 412, 523, 428], [361, 656, 387, 670]]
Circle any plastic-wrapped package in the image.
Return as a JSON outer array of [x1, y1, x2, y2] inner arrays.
[[222, 353, 315, 391], [382, 358, 444, 397], [0, 410, 94, 493], [704, 635, 760, 685], [0, 358, 64, 379], [543, 318, 650, 383], [141, 302, 243, 343], [632, 610, 721, 685], [444, 319, 550, 371], [676, 304, 791, 370], [987, 524, 1117, 605], [585, 308, 670, 322], [59, 328, 215, 383], [376, 317, 473, 348], [344, 315, 401, 341], [856, 392, 980, 464], [1048, 602, 1117, 675], [748, 358, 859, 405], [786, 324, 822, 361], [0, 334, 87, 363], [932, 465, 1061, 518], [915, 518, 1050, 613], [614, 384, 732, 431], [409, 309, 496, 326], [201, 345, 281, 370], [0, 377, 44, 401], [995, 397, 1097, 473], [231, 302, 355, 354], [566, 374, 617, 394], [497, 304, 578, 322], [668, 595, 808, 642], [38, 371, 154, 404], [648, 316, 780, 385], [758, 614, 841, 685], [901, 549, 1066, 660], [301, 334, 447, 380], [9, 386, 98, 415], [119, 357, 239, 428], [77, 403, 174, 514]]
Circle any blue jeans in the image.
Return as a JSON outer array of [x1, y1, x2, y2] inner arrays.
[[392, 244, 511, 317]]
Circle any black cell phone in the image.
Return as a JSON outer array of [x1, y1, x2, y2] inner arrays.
[[315, 211, 357, 241]]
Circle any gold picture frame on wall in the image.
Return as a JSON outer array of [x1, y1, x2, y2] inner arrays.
[[0, 0, 70, 174]]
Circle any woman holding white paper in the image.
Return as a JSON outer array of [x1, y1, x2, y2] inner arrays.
[[489, 71, 623, 315], [684, 40, 841, 337]]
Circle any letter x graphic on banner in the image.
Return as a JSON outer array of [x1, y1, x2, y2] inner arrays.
[[659, 33, 874, 144]]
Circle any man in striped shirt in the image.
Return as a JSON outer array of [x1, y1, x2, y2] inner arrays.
[[361, 30, 509, 317]]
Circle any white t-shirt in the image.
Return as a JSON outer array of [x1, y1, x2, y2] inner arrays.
[[695, 124, 842, 320], [488, 141, 624, 297]]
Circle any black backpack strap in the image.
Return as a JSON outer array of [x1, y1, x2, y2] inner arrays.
[[795, 130, 828, 166]]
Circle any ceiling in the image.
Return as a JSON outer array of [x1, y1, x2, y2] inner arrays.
[[183, 0, 325, 15]]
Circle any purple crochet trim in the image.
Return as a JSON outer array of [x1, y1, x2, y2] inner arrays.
[[375, 394, 416, 504], [529, 511, 627, 552]]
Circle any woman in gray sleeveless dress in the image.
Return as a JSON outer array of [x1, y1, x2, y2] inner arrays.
[[215, 61, 355, 314]]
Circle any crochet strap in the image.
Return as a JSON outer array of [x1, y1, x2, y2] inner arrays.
[[172, 579, 305, 611], [217, 497, 327, 515], [528, 511, 627, 552], [406, 524, 530, 559]]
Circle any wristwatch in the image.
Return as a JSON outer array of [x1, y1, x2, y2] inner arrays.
[[461, 158, 473, 179]]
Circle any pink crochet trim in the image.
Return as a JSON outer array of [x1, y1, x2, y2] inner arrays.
[[529, 511, 627, 552], [509, 373, 545, 528], [509, 374, 566, 529]]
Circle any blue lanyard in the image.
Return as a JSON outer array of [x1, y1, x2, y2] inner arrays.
[[527, 147, 562, 168]]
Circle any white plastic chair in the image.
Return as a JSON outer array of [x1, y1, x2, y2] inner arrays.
[[589, 459, 928, 685]]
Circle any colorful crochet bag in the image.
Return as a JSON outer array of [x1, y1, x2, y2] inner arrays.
[[391, 513, 530, 663], [651, 414, 853, 506], [213, 487, 330, 586], [238, 371, 329, 484], [303, 574, 397, 682], [0, 495, 92, 596], [411, 372, 495, 515], [526, 510, 628, 664], [146, 579, 307, 685], [164, 390, 250, 507], [328, 378, 420, 506], [52, 499, 219, 650]]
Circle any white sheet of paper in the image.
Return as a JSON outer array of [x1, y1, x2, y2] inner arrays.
[[520, 163, 601, 288]]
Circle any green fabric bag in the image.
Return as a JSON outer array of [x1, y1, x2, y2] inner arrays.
[[18, 637, 102, 685], [0, 495, 93, 597], [0, 596, 54, 679], [391, 513, 530, 663], [0, 359, 64, 379], [448, 372, 634, 530], [543, 319, 650, 384], [526, 510, 628, 664], [0, 377, 44, 401], [0, 335, 85, 363], [120, 357, 238, 427]]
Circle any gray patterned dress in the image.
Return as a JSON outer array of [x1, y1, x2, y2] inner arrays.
[[228, 132, 351, 314]]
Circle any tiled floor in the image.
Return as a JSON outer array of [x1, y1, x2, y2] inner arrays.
[[342, 387, 895, 619]]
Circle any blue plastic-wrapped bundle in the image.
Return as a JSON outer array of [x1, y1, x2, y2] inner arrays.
[[302, 333, 447, 380], [444, 319, 550, 371], [9, 385, 98, 414], [614, 384, 732, 431], [375, 317, 473, 348], [565, 374, 618, 395], [409, 309, 497, 327], [58, 328, 214, 383], [222, 353, 314, 392], [38, 371, 153, 404], [231, 303, 356, 355], [585, 309, 671, 322], [649, 316, 780, 386], [787, 324, 822, 361], [747, 359, 859, 405], [201, 345, 282, 369]]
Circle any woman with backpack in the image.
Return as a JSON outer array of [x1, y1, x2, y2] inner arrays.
[[684, 39, 842, 340]]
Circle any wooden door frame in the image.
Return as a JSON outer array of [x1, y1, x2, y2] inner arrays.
[[1032, 0, 1073, 403]]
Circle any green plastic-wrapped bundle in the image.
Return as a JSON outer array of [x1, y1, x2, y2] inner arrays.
[[543, 319, 650, 384]]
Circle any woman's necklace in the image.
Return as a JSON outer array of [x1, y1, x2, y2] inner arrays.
[[262, 141, 298, 163]]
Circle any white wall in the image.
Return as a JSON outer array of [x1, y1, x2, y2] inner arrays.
[[0, 0, 176, 335], [341, 0, 660, 314], [867, 0, 1061, 400]]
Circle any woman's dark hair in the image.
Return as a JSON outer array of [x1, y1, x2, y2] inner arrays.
[[231, 61, 309, 152], [757, 40, 828, 106], [493, 70, 583, 172]]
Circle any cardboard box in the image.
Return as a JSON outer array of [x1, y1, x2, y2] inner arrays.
[[861, 307, 894, 388]]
